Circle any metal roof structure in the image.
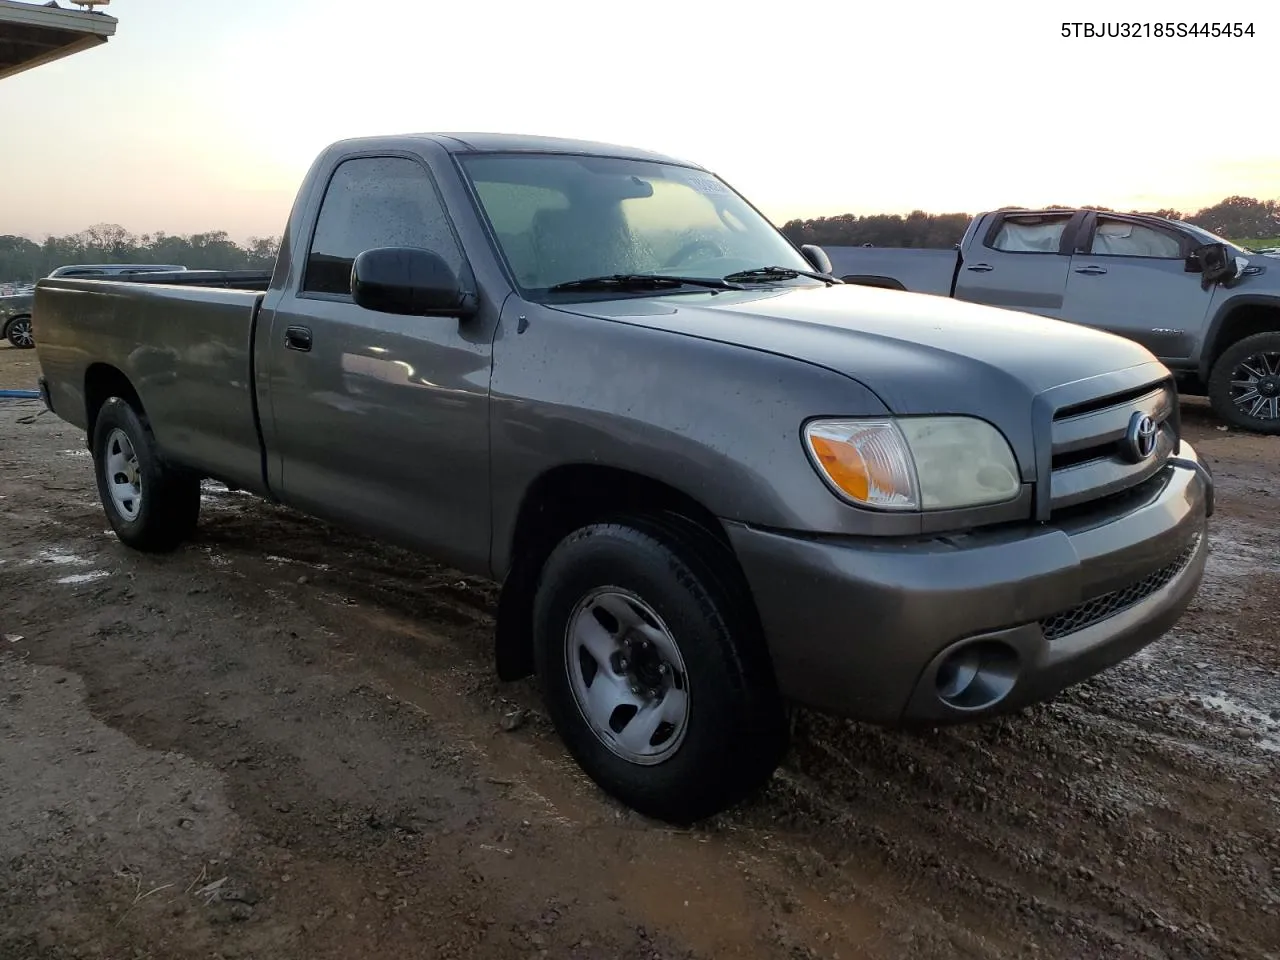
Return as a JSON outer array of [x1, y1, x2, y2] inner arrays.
[[0, 0, 116, 81]]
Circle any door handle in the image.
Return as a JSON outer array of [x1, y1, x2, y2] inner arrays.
[[284, 325, 313, 352], [966, 263, 994, 273], [1074, 265, 1108, 276]]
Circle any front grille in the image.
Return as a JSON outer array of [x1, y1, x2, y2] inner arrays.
[[1038, 532, 1202, 642], [1048, 379, 1178, 514]]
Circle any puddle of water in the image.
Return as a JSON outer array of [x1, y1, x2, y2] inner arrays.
[[264, 554, 331, 572], [23, 549, 92, 567], [1196, 694, 1280, 752], [55, 571, 109, 585], [200, 482, 254, 498], [1202, 520, 1280, 581]]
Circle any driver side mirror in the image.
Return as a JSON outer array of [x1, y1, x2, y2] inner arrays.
[[351, 246, 475, 317], [800, 244, 833, 275], [1187, 242, 1236, 289]]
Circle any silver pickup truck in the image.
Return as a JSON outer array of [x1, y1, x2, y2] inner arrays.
[[827, 209, 1280, 434], [32, 134, 1213, 823]]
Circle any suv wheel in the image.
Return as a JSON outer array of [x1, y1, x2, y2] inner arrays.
[[1208, 331, 1280, 434]]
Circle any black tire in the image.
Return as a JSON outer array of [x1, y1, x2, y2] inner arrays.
[[1207, 331, 1280, 434], [531, 514, 787, 824], [91, 397, 201, 552], [5, 316, 34, 349]]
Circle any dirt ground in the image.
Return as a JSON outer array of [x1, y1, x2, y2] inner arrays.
[[1, 341, 1278, 960]]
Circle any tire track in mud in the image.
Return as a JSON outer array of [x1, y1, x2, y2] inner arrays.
[[3, 391, 1278, 959], [197, 473, 1280, 959]]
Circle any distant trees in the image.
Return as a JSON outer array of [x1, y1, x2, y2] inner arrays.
[[0, 226, 281, 282], [1189, 196, 1280, 241], [780, 195, 1280, 249], [5, 193, 1278, 280]]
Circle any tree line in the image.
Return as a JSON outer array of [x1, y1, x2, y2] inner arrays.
[[779, 195, 1280, 249], [0, 225, 282, 282], [4, 194, 1277, 281]]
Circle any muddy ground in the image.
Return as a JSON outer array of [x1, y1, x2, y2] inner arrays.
[[1, 342, 1277, 960]]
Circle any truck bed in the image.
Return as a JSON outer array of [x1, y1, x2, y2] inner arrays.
[[34, 276, 269, 494], [825, 246, 960, 297], [116, 269, 273, 290]]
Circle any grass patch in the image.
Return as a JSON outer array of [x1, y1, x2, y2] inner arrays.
[[1230, 236, 1280, 250]]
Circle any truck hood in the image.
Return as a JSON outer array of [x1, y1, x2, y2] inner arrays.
[[552, 283, 1169, 478]]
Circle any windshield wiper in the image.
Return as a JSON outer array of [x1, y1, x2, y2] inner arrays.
[[723, 266, 840, 285], [548, 273, 745, 293]]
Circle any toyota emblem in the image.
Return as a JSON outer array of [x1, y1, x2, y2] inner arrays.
[[1125, 412, 1159, 462]]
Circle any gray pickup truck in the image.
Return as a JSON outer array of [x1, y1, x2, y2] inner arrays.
[[32, 134, 1213, 823], [827, 209, 1280, 434]]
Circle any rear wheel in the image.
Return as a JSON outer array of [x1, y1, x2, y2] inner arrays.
[[532, 515, 787, 824], [1207, 331, 1280, 434], [91, 397, 201, 552], [5, 316, 34, 348]]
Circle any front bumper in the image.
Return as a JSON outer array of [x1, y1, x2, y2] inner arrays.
[[726, 441, 1212, 725]]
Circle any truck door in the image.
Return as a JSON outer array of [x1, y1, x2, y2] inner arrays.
[[953, 211, 1081, 320], [260, 154, 493, 570], [1060, 213, 1215, 362]]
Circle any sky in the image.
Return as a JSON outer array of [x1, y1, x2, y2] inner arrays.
[[0, 0, 1277, 243]]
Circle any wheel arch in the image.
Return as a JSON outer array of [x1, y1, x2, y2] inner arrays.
[[3, 313, 32, 338], [84, 363, 146, 444], [493, 463, 758, 683], [1199, 295, 1280, 381]]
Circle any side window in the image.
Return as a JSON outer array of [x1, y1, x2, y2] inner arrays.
[[989, 215, 1072, 254], [303, 156, 463, 296], [1089, 218, 1183, 258]]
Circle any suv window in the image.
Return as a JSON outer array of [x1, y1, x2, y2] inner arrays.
[[989, 214, 1072, 254], [303, 156, 462, 296], [1089, 218, 1183, 258]]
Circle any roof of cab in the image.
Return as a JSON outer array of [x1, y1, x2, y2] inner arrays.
[[330, 132, 706, 169]]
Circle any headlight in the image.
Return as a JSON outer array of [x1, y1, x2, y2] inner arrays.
[[803, 416, 1021, 511]]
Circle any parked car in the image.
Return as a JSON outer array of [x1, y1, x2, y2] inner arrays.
[[32, 134, 1212, 823], [2, 264, 189, 348], [826, 210, 1280, 433], [1, 290, 35, 348]]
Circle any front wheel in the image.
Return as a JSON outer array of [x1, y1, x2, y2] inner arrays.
[[5, 316, 34, 348], [532, 517, 787, 824], [91, 397, 202, 552], [1207, 331, 1280, 434]]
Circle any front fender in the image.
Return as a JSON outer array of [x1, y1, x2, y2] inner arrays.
[[1198, 291, 1280, 380], [486, 299, 892, 576]]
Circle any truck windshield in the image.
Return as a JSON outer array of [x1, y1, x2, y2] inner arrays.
[[458, 153, 814, 295]]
